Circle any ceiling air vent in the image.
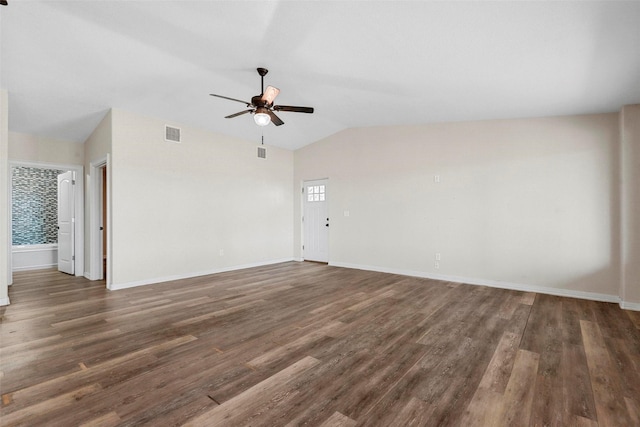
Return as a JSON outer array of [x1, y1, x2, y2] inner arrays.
[[257, 146, 267, 159], [165, 125, 181, 143]]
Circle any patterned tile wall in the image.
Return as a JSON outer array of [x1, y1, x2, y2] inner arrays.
[[12, 167, 65, 245]]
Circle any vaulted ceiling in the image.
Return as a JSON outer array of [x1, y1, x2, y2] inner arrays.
[[1, 1, 639, 150]]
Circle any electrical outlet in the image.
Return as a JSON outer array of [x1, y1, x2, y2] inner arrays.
[[435, 261, 440, 269], [435, 252, 441, 261]]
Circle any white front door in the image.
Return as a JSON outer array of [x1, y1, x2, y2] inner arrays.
[[57, 171, 75, 275], [303, 179, 329, 262]]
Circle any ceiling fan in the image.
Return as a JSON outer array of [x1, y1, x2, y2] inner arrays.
[[210, 68, 314, 127]]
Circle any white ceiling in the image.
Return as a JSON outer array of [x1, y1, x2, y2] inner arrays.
[[1, 1, 640, 150]]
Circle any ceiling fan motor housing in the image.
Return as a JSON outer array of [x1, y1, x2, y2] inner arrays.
[[251, 95, 270, 108]]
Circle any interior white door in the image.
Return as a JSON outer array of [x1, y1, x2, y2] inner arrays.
[[303, 179, 329, 262], [57, 171, 75, 275]]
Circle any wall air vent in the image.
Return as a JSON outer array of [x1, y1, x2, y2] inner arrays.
[[165, 125, 181, 143], [257, 146, 267, 159]]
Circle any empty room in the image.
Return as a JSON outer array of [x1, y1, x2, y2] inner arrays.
[[1, 1, 639, 426]]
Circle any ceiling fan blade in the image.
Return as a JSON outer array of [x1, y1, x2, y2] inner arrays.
[[273, 105, 314, 114], [225, 109, 254, 119], [210, 94, 251, 106], [267, 110, 284, 126], [260, 85, 280, 105]]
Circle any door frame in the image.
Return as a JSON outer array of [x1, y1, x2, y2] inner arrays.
[[8, 160, 84, 281], [301, 178, 329, 263], [89, 155, 110, 285]]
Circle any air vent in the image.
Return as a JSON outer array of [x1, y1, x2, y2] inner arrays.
[[257, 146, 267, 159], [165, 125, 181, 143]]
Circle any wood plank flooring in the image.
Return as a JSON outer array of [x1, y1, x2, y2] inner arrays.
[[1, 262, 639, 426]]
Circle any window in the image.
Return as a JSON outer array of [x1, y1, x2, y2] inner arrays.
[[307, 185, 325, 202]]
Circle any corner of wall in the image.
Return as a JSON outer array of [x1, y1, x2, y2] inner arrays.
[[83, 108, 114, 282], [1, 88, 11, 304], [620, 104, 640, 308]]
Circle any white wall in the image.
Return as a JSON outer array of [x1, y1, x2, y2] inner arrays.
[[83, 111, 112, 165], [295, 113, 621, 300], [8, 131, 84, 165], [621, 105, 640, 307], [109, 109, 293, 288], [3, 104, 634, 306], [0, 89, 9, 305], [83, 110, 112, 278]]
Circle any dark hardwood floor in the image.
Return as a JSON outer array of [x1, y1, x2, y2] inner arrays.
[[1, 262, 639, 426]]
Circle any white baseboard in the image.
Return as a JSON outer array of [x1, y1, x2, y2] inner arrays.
[[12, 263, 57, 272], [620, 301, 640, 311], [329, 261, 621, 305], [102, 258, 638, 311], [0, 296, 10, 306], [108, 258, 294, 291], [85, 271, 103, 281]]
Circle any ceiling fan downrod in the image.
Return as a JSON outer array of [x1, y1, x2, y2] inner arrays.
[[257, 68, 268, 95]]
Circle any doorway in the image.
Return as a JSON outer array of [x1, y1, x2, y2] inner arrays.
[[101, 167, 107, 279], [303, 179, 329, 263], [90, 156, 109, 284], [8, 161, 84, 280]]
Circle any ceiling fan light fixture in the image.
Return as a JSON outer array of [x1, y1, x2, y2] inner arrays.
[[254, 108, 271, 126], [261, 86, 280, 104]]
